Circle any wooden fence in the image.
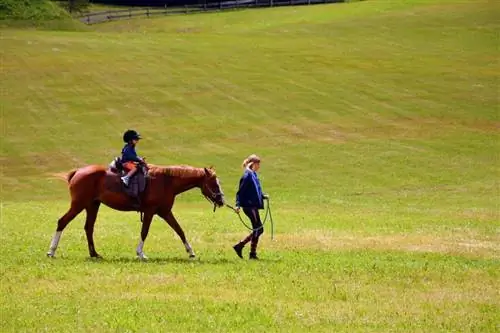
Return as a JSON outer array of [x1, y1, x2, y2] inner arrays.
[[79, 0, 347, 24]]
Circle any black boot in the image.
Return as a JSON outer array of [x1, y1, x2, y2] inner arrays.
[[249, 252, 259, 260], [233, 243, 244, 259]]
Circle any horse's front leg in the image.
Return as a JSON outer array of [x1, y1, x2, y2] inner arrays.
[[136, 210, 155, 260], [157, 209, 196, 258]]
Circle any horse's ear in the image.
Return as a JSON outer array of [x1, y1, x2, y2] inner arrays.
[[204, 167, 210, 176]]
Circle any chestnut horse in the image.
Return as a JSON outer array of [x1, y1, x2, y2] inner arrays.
[[47, 164, 225, 260]]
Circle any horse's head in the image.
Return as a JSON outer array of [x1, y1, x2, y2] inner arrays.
[[201, 167, 225, 210]]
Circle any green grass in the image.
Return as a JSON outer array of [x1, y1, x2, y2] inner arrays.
[[1, 0, 499, 332]]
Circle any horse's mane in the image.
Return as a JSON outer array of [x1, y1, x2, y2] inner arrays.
[[148, 165, 214, 178]]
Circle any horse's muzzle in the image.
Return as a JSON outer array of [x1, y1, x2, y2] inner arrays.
[[214, 194, 225, 208], [217, 196, 225, 207]]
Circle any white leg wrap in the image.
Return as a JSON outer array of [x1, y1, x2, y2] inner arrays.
[[136, 239, 148, 260], [184, 241, 195, 258], [47, 231, 62, 257]]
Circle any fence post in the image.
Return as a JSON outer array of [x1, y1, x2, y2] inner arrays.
[[270, 0, 273, 7], [86, 14, 90, 24], [129, 8, 132, 18], [147, 8, 150, 17]]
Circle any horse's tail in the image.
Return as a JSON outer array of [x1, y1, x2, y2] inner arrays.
[[67, 169, 77, 183]]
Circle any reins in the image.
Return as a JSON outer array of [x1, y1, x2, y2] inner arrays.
[[226, 198, 274, 240]]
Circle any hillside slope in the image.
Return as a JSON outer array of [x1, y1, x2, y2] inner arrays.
[[2, 0, 497, 208]]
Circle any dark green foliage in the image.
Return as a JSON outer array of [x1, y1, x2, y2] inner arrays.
[[58, 0, 90, 14], [0, 0, 69, 20]]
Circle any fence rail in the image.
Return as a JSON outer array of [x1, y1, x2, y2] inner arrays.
[[79, 0, 346, 24]]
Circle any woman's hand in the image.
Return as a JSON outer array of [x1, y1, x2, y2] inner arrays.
[[234, 207, 241, 214]]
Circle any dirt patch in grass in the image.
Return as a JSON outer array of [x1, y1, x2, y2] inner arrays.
[[48, 172, 71, 181], [271, 231, 499, 258]]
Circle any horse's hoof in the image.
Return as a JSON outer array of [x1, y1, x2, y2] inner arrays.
[[136, 253, 148, 261], [46, 252, 55, 258], [189, 254, 196, 259], [90, 254, 102, 259]]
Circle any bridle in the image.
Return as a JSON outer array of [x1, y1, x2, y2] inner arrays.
[[201, 177, 224, 212]]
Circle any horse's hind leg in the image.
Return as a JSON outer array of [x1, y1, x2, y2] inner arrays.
[[84, 201, 101, 258], [47, 202, 85, 257], [158, 209, 196, 258]]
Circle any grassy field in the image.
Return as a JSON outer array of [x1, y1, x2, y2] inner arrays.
[[1, 0, 499, 332]]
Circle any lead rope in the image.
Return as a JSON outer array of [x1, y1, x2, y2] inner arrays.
[[226, 198, 274, 240]]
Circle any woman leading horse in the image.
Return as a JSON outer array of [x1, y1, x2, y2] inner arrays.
[[47, 164, 225, 260]]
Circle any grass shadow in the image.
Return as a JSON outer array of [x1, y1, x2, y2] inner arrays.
[[85, 256, 236, 265], [83, 255, 283, 265]]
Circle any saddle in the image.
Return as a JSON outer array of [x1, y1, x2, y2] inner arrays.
[[109, 157, 149, 200]]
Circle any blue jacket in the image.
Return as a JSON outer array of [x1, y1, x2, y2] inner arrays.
[[121, 144, 142, 163], [236, 169, 264, 209]]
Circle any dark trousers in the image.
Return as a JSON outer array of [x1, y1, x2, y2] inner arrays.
[[239, 207, 264, 254]]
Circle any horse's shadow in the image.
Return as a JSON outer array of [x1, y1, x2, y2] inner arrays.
[[87, 256, 232, 265], [85, 256, 282, 265]]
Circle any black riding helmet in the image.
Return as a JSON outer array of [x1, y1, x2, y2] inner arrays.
[[123, 129, 142, 143]]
